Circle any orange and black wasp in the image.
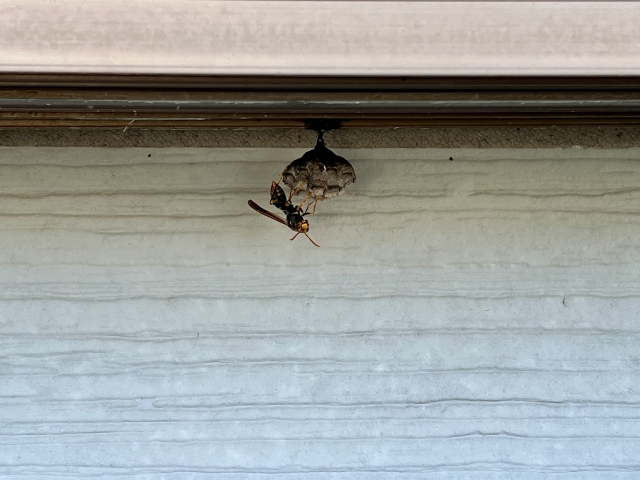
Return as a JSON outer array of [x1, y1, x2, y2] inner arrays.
[[248, 181, 320, 247]]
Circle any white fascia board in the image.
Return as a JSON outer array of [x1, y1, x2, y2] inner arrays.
[[1, 1, 639, 75]]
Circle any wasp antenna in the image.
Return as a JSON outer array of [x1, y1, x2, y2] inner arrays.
[[290, 232, 301, 241], [305, 233, 320, 248]]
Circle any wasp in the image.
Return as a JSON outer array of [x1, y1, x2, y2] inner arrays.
[[248, 181, 320, 247]]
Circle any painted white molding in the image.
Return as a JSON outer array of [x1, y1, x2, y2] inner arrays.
[[1, 1, 639, 75]]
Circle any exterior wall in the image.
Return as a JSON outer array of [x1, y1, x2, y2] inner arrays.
[[1, 146, 639, 478]]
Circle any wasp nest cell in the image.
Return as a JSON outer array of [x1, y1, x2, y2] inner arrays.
[[281, 133, 356, 201]]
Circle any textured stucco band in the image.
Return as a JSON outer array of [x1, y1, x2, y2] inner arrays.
[[2, 127, 640, 149]]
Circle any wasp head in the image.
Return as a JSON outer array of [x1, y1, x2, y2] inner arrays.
[[296, 220, 310, 233]]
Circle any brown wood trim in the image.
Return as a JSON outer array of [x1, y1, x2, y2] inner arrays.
[[3, 113, 640, 129], [1, 74, 640, 128]]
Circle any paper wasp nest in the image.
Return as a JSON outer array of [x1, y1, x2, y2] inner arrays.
[[281, 133, 356, 200]]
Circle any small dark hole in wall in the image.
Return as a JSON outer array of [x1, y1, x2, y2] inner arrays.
[[148, 154, 151, 157], [449, 157, 453, 161]]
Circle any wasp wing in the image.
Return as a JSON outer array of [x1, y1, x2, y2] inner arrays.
[[248, 200, 288, 226]]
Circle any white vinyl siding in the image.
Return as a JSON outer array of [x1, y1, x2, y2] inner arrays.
[[0, 147, 639, 478]]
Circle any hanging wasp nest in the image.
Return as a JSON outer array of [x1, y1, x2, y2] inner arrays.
[[281, 131, 356, 201]]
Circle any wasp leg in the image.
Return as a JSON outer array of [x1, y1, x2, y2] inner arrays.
[[288, 179, 307, 202], [277, 166, 289, 185], [303, 198, 319, 216], [296, 192, 313, 211]]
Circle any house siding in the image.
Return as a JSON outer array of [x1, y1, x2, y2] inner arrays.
[[1, 147, 639, 478]]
